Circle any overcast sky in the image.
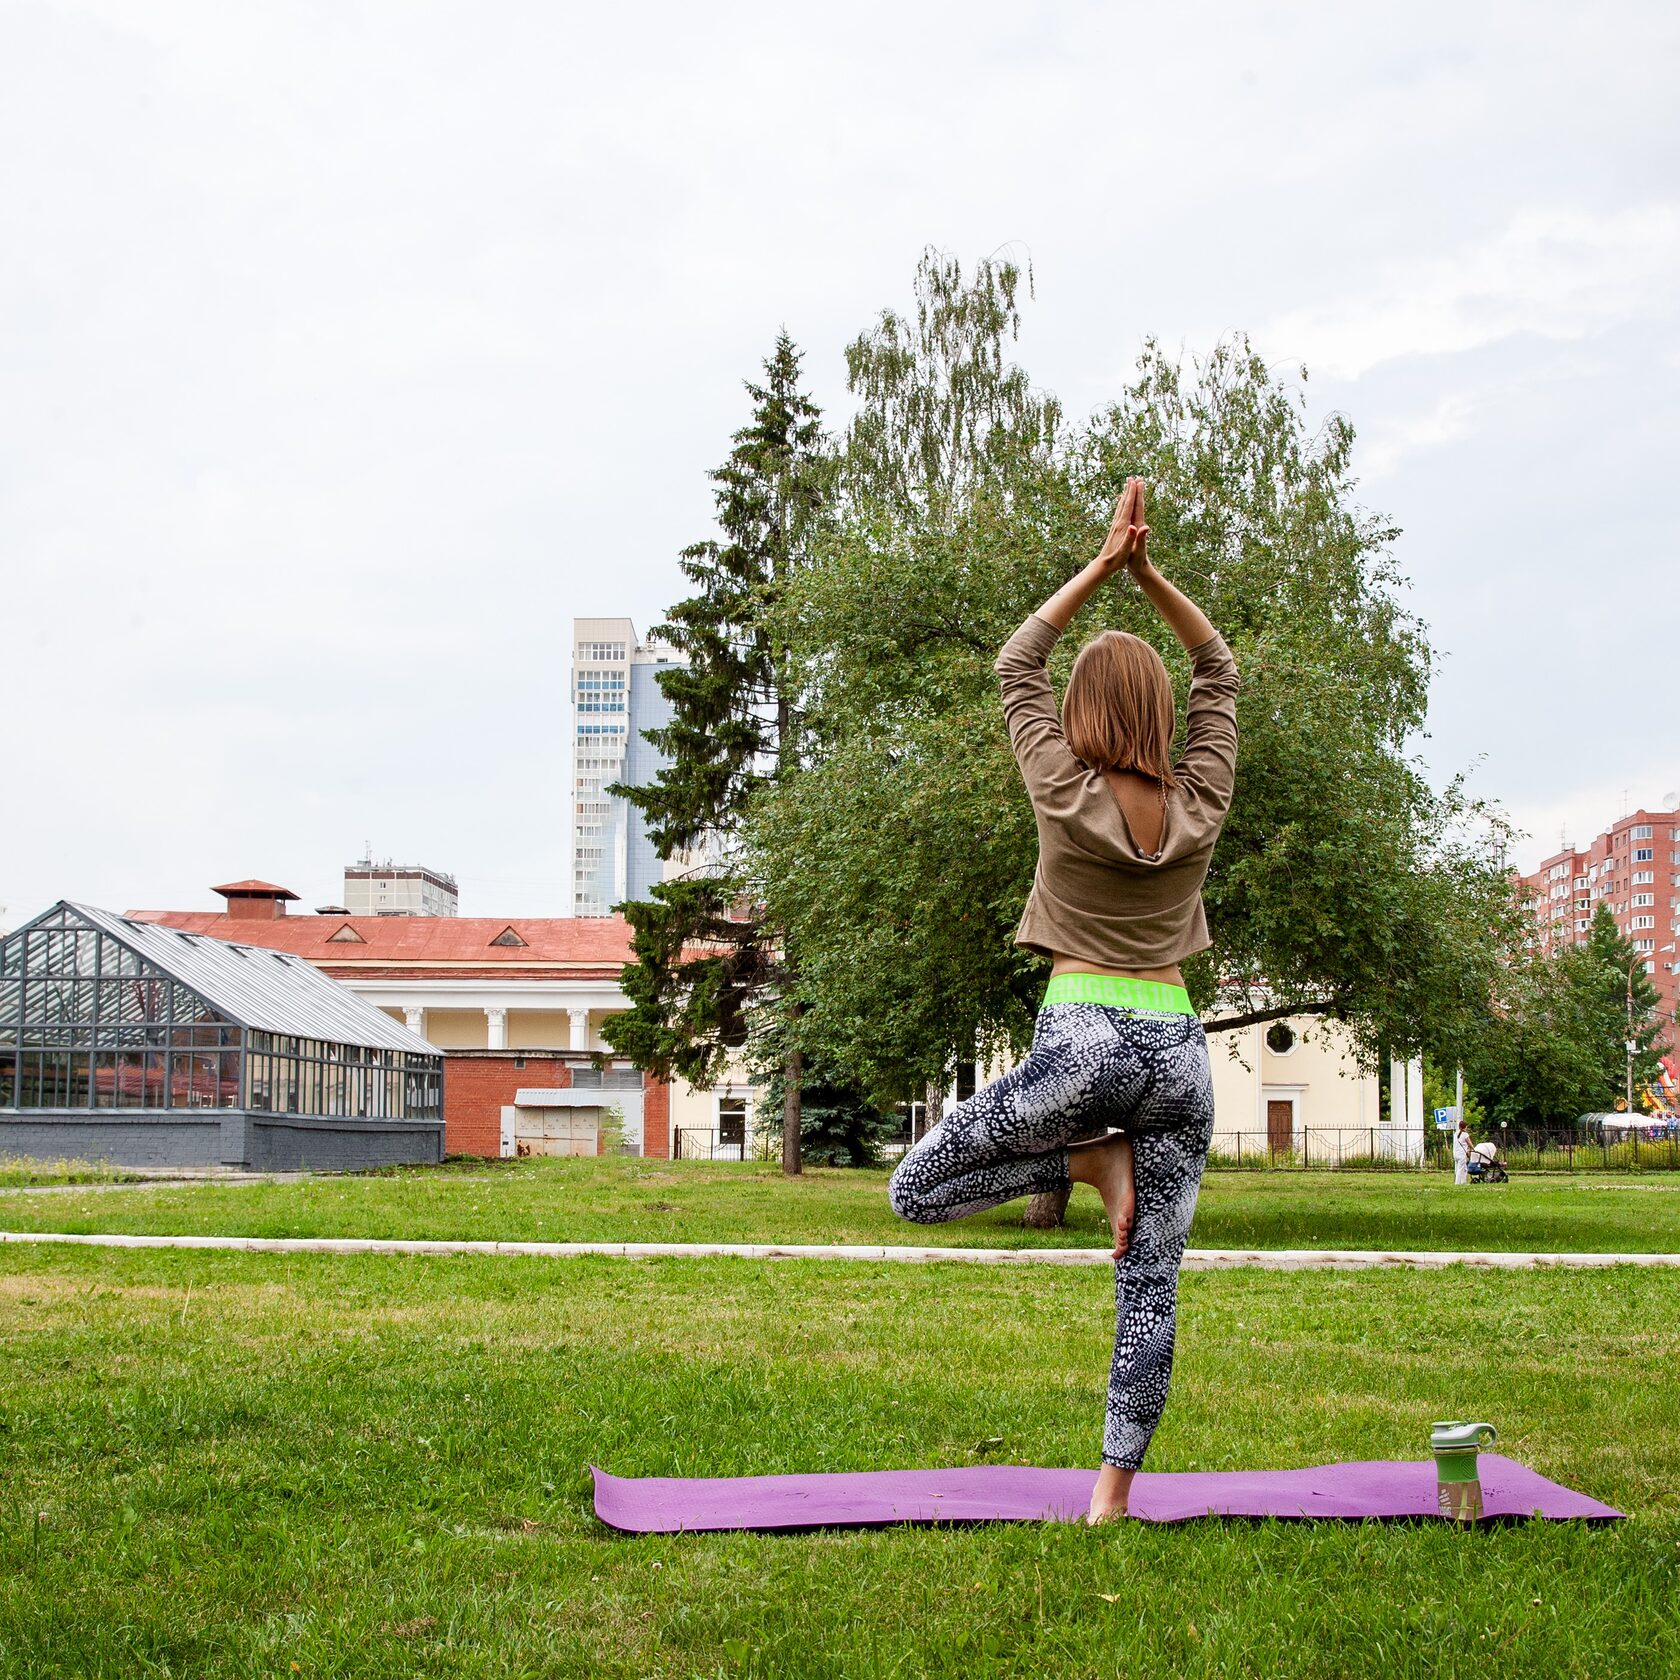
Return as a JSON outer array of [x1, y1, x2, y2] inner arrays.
[[3, 0, 1676, 925]]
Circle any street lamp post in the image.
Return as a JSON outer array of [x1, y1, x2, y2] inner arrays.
[[1626, 942, 1677, 1118]]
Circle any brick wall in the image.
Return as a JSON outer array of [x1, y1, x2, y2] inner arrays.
[[444, 1055, 571, 1156], [643, 1075, 670, 1160], [442, 1054, 673, 1159]]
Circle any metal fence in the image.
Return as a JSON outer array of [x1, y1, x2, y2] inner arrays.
[[664, 1123, 1680, 1172], [670, 1126, 780, 1163], [1206, 1126, 1680, 1173]]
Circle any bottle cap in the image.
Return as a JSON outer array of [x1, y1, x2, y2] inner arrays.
[[1431, 1420, 1497, 1452]]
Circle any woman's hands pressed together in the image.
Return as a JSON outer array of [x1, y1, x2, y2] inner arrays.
[[1094, 477, 1151, 580], [1032, 472, 1211, 649]]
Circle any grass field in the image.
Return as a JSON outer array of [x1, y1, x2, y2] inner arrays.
[[0, 1156, 141, 1189], [2, 1242, 1676, 1679], [3, 1156, 1678, 1253]]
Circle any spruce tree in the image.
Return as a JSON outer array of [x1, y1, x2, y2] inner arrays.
[[603, 332, 827, 1174], [1583, 904, 1666, 1110], [760, 1059, 902, 1167]]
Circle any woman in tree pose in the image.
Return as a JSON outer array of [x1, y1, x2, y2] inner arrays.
[[887, 478, 1239, 1523]]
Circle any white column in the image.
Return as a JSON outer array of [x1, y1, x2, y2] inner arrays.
[[569, 1009, 590, 1051], [1254, 1023, 1266, 1139], [404, 1007, 427, 1038], [486, 1007, 508, 1051], [1406, 1054, 1426, 1163]]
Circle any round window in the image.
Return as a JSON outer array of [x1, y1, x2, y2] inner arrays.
[[1265, 1022, 1297, 1055]]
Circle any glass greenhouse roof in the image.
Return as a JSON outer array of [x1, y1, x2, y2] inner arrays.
[[9, 903, 436, 1057]]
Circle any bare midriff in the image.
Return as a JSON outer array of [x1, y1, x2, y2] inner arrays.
[[1047, 953, 1186, 987]]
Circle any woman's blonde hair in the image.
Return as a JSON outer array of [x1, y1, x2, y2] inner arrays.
[[1062, 630, 1179, 787]]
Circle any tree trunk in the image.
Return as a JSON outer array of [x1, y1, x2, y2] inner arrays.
[[782, 1044, 803, 1176], [1022, 1188, 1070, 1229], [922, 1077, 943, 1143]]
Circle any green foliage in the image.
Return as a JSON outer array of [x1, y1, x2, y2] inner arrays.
[[756, 1060, 902, 1168], [1465, 906, 1668, 1127], [745, 251, 1518, 1104], [613, 330, 828, 857], [601, 877, 768, 1088], [602, 334, 825, 1095]]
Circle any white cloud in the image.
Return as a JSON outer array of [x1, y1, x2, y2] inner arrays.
[[1356, 390, 1480, 480], [1256, 204, 1680, 380]]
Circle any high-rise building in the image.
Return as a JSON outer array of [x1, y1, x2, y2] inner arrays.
[[342, 859, 459, 918], [1518, 806, 1680, 1047], [569, 618, 683, 916]]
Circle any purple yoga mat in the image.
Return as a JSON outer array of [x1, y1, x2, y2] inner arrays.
[[592, 1455, 1622, 1532]]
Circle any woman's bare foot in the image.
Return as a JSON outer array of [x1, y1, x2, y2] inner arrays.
[[1068, 1132, 1135, 1258], [1087, 1464, 1135, 1524]]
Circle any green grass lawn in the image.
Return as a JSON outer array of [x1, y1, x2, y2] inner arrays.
[[0, 1156, 142, 1189], [2, 1156, 1678, 1253], [1, 1245, 1675, 1678]]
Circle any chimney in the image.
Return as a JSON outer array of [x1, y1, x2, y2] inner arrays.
[[212, 880, 300, 921]]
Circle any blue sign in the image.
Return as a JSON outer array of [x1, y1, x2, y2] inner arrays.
[[1433, 1107, 1457, 1130]]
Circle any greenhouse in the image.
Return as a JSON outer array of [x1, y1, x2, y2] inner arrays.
[[0, 901, 444, 1170]]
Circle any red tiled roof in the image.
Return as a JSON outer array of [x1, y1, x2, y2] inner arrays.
[[211, 880, 299, 899], [127, 910, 634, 971]]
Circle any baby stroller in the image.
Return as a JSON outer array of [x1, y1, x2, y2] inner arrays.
[[1466, 1139, 1508, 1184]]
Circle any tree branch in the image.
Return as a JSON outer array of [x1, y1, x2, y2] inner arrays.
[[1203, 998, 1344, 1033]]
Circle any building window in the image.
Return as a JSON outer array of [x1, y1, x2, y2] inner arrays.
[[1635, 848, 1654, 862], [1265, 1021, 1297, 1055], [1633, 825, 1653, 839], [718, 1097, 747, 1148]]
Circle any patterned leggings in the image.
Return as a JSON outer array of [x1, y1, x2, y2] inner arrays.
[[887, 1002, 1216, 1469]]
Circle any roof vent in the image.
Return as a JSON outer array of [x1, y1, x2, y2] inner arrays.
[[490, 926, 528, 948], [326, 924, 366, 944], [212, 880, 298, 921]]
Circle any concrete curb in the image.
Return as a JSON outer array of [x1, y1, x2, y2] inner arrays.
[[3, 1230, 1679, 1270]]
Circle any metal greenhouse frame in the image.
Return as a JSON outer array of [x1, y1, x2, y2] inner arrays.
[[0, 902, 444, 1171]]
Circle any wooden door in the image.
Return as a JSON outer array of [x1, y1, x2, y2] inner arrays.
[[1267, 1099, 1293, 1156]]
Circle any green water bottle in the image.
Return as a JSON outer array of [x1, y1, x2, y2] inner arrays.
[[1431, 1420, 1497, 1522]]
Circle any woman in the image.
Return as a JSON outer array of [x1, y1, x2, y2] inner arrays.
[[887, 477, 1239, 1524]]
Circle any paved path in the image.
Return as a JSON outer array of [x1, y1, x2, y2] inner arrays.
[[3, 1230, 1678, 1270]]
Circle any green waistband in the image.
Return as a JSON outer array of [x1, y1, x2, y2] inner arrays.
[[1042, 973, 1196, 1015]]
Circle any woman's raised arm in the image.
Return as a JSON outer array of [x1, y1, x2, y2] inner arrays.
[[1113, 482, 1216, 651]]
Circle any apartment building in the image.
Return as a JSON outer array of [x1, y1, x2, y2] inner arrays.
[[1518, 806, 1680, 1045], [340, 858, 459, 918]]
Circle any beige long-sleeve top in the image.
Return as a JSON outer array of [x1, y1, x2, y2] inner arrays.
[[994, 611, 1240, 969]]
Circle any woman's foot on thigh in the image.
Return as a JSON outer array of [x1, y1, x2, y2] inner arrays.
[[1069, 1132, 1136, 1258]]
